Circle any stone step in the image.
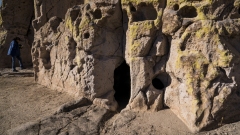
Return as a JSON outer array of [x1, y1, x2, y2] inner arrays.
[[0, 71, 34, 77]]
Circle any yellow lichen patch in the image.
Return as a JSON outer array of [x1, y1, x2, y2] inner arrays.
[[179, 30, 191, 47], [0, 30, 7, 45], [197, 11, 207, 20], [75, 55, 81, 67], [167, 0, 187, 7], [129, 21, 155, 38], [234, 0, 240, 7], [65, 36, 69, 41], [65, 17, 74, 32], [122, 0, 159, 5], [177, 51, 209, 94], [195, 4, 209, 20], [196, 1, 219, 20], [130, 40, 141, 54], [192, 98, 201, 114], [209, 34, 233, 68], [84, 0, 89, 4], [214, 46, 233, 68], [206, 0, 213, 4], [201, 64, 219, 88], [128, 25, 138, 39], [192, 22, 232, 67], [127, 21, 155, 56], [79, 16, 90, 30], [194, 20, 215, 39], [154, 10, 163, 28], [130, 57, 137, 62]]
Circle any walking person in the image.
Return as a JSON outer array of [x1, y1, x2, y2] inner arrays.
[[7, 37, 25, 72]]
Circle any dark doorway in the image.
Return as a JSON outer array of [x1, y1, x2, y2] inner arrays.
[[178, 5, 197, 18], [114, 60, 131, 111], [152, 78, 165, 90]]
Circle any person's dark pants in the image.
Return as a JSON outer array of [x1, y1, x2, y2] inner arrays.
[[12, 55, 23, 70]]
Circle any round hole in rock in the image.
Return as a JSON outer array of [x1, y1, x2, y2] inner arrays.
[[84, 32, 90, 39], [141, 4, 157, 20], [173, 4, 179, 11], [93, 9, 102, 19], [178, 5, 197, 18], [70, 9, 80, 21], [130, 5, 136, 12], [132, 3, 157, 22], [152, 78, 165, 90], [114, 60, 131, 111]]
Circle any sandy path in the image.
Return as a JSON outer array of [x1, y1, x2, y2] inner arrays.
[[1, 69, 240, 135], [0, 76, 74, 135]]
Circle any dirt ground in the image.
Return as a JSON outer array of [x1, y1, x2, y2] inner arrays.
[[1, 68, 240, 135], [0, 68, 74, 135]]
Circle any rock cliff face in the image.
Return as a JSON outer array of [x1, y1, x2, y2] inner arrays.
[[163, 0, 240, 132], [2, 0, 240, 133]]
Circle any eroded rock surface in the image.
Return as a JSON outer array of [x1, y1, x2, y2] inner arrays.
[[2, 0, 240, 133], [163, 0, 240, 132], [8, 101, 240, 135], [8, 98, 112, 135], [121, 0, 168, 112], [32, 0, 123, 112], [31, 0, 240, 132]]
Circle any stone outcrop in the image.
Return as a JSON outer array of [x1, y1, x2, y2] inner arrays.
[[121, 0, 168, 112], [2, 0, 240, 133], [8, 98, 113, 135], [31, 0, 169, 112], [163, 0, 240, 132], [32, 0, 123, 112], [0, 0, 34, 68]]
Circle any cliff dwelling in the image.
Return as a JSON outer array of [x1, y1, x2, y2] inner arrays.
[[1, 0, 240, 133], [114, 60, 131, 110]]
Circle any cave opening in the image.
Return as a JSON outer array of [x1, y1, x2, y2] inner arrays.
[[178, 6, 197, 18], [131, 3, 157, 22], [173, 4, 179, 11], [93, 9, 102, 19], [114, 60, 131, 111], [152, 78, 165, 90], [84, 32, 90, 39], [130, 5, 136, 12], [152, 73, 171, 90]]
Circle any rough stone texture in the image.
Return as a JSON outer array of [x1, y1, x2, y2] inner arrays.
[[8, 103, 240, 135], [32, 0, 167, 113], [121, 0, 167, 111], [31, 0, 240, 132], [163, 0, 240, 132], [32, 0, 84, 31], [8, 98, 113, 135], [32, 0, 123, 112], [0, 0, 34, 68], [2, 0, 240, 133]]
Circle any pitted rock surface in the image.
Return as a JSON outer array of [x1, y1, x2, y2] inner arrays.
[[163, 0, 240, 132], [1, 0, 240, 133]]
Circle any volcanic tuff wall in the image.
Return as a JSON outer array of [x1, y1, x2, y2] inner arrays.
[[2, 0, 240, 133]]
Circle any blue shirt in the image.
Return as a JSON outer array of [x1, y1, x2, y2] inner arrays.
[[7, 40, 20, 56]]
